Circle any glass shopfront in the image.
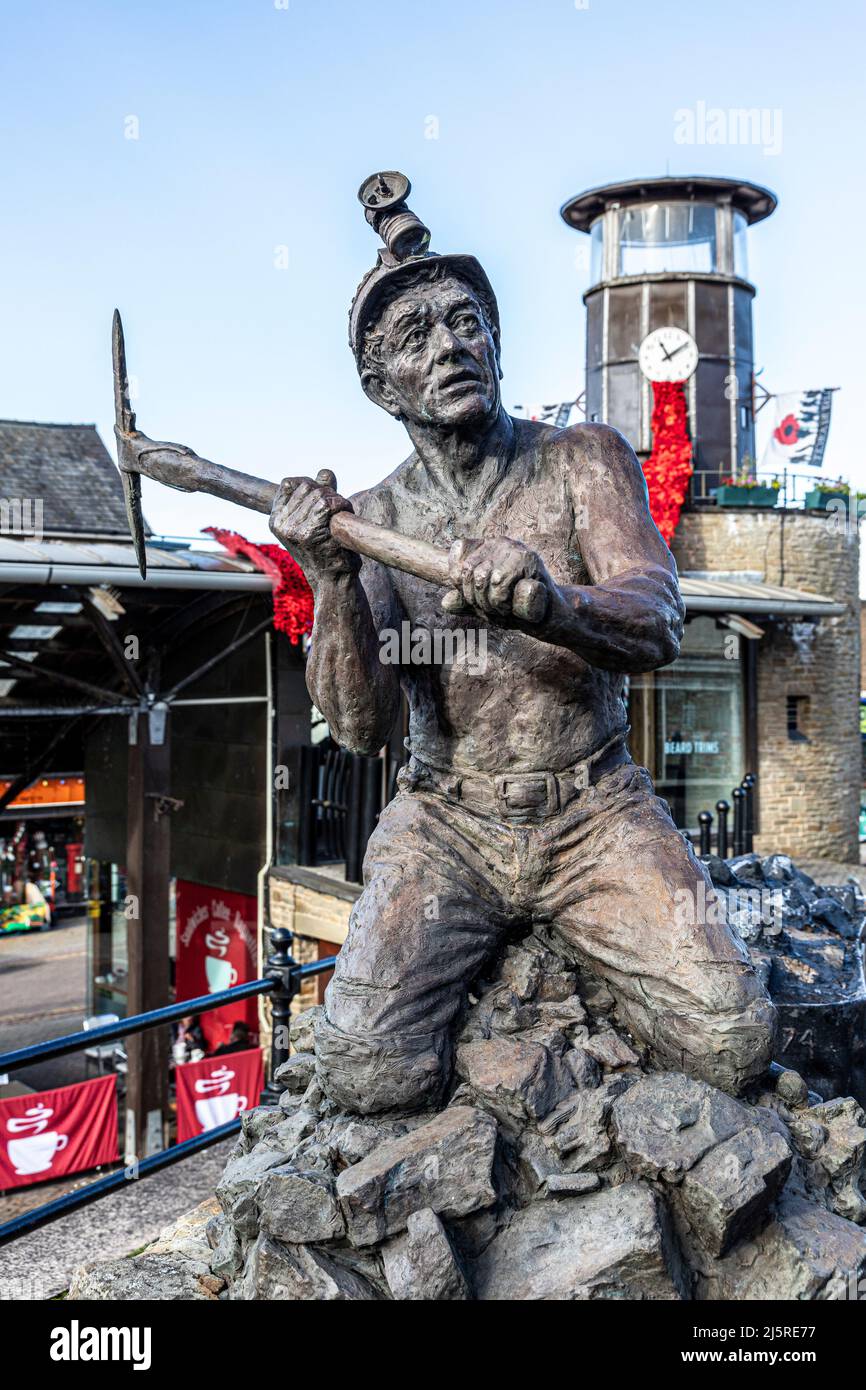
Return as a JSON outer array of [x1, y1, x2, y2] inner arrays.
[[628, 617, 746, 831]]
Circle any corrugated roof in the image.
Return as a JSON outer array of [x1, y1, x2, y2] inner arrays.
[[680, 577, 846, 617], [0, 533, 848, 613], [0, 536, 271, 591], [0, 536, 254, 571], [0, 419, 132, 535]]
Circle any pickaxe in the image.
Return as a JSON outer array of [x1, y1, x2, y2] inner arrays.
[[112, 310, 548, 622]]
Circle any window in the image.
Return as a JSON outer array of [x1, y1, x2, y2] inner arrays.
[[733, 211, 749, 279], [787, 695, 809, 743], [693, 281, 729, 357], [617, 202, 717, 277], [607, 363, 640, 446], [628, 617, 745, 830], [590, 219, 605, 285], [607, 285, 642, 361], [649, 281, 688, 330]]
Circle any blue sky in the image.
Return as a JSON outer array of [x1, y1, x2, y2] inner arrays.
[[0, 0, 863, 542]]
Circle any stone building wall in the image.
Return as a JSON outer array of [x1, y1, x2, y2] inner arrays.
[[672, 507, 861, 862], [267, 872, 354, 1012]]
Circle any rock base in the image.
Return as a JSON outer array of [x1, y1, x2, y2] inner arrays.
[[71, 902, 866, 1301]]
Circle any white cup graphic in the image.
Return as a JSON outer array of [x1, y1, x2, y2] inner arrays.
[[7, 1131, 69, 1175], [195, 1065, 235, 1095], [205, 927, 230, 956], [8, 1103, 53, 1135], [194, 1093, 247, 1130], [205, 956, 237, 992]]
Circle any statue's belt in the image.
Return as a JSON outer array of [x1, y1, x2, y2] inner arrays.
[[399, 738, 632, 821]]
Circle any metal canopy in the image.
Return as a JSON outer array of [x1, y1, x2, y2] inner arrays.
[[680, 576, 846, 618], [0, 548, 274, 807], [0, 537, 271, 591]]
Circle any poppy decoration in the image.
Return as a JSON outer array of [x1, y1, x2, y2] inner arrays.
[[773, 413, 803, 448], [204, 527, 314, 644], [642, 380, 694, 543]]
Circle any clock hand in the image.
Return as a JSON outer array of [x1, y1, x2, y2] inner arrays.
[[667, 342, 690, 358]]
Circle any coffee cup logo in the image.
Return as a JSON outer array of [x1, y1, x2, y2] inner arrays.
[[204, 926, 230, 957], [205, 955, 238, 993], [194, 1093, 247, 1129], [7, 1103, 52, 1135], [194, 1066, 235, 1097], [193, 1067, 246, 1130], [5, 1105, 69, 1175]]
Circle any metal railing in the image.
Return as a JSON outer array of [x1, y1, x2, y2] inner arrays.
[[0, 927, 335, 1247], [296, 744, 387, 882], [687, 470, 857, 513]]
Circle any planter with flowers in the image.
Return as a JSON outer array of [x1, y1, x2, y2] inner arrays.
[[714, 470, 780, 508], [804, 479, 850, 510]]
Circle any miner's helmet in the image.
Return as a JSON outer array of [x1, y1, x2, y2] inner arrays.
[[349, 171, 500, 369]]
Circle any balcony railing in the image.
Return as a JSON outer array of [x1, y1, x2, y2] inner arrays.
[[686, 470, 857, 512], [296, 743, 400, 882]]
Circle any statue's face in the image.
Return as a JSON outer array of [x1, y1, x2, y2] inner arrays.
[[363, 274, 500, 429]]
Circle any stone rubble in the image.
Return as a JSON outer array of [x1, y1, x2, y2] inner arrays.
[[69, 1199, 226, 1301], [705, 853, 866, 1108], [380, 1207, 470, 1300], [69, 855, 866, 1301]]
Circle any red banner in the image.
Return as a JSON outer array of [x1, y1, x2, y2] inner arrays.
[[0, 1075, 118, 1190], [175, 1048, 263, 1144], [175, 880, 259, 1051]]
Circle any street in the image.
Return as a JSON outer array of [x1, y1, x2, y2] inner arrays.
[[0, 916, 89, 1092], [0, 917, 236, 1294]]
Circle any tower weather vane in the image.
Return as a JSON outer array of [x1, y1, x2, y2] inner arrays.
[[113, 169, 777, 1115]]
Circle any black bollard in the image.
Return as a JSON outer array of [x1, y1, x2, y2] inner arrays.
[[716, 799, 730, 859], [732, 786, 746, 858], [698, 810, 713, 857], [741, 774, 756, 854], [262, 926, 297, 1105]]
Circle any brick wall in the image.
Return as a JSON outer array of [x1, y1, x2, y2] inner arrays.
[[672, 507, 861, 862], [268, 874, 354, 1013]]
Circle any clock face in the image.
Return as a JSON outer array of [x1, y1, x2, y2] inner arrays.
[[638, 327, 699, 383]]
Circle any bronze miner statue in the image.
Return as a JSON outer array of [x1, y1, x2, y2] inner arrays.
[[266, 172, 778, 1114]]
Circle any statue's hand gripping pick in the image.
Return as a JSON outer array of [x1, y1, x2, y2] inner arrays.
[[269, 172, 777, 1116]]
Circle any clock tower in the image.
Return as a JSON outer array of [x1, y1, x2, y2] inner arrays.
[[561, 176, 777, 491]]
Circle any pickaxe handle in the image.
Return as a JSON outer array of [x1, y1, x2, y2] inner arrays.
[[112, 310, 547, 622], [123, 443, 548, 622]]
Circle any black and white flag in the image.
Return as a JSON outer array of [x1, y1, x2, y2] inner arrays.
[[760, 389, 834, 469]]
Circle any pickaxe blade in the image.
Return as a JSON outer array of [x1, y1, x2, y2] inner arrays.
[[112, 308, 147, 580]]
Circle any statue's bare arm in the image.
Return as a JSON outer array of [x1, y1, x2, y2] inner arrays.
[[549, 423, 685, 670], [269, 477, 400, 754], [444, 424, 684, 673]]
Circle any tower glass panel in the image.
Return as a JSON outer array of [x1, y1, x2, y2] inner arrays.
[[590, 219, 604, 284], [733, 210, 749, 279], [618, 203, 717, 276]]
